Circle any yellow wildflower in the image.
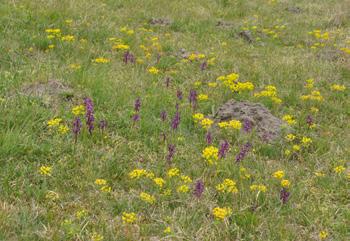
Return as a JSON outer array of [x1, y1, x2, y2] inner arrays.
[[95, 179, 107, 185], [285, 134, 296, 141], [334, 165, 345, 174], [153, 177, 165, 188], [100, 186, 111, 193], [330, 84, 346, 91], [216, 179, 238, 193], [122, 212, 137, 224], [93, 58, 110, 64], [39, 165, 52, 176], [292, 145, 301, 151], [167, 168, 180, 177], [282, 115, 296, 125], [176, 185, 189, 193], [250, 184, 267, 192], [147, 66, 160, 74], [198, 94, 208, 101], [164, 226, 172, 234], [72, 105, 85, 116], [91, 232, 104, 241], [281, 179, 290, 188], [200, 118, 213, 129], [301, 137, 312, 146], [140, 192, 156, 204], [212, 207, 232, 220], [180, 175, 192, 183], [202, 146, 219, 165], [61, 35, 75, 41], [58, 125, 69, 134], [112, 44, 130, 50], [193, 113, 204, 122], [319, 231, 328, 240], [272, 170, 285, 179], [47, 118, 62, 127]]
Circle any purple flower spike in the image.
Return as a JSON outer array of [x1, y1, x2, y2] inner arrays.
[[123, 51, 135, 64], [99, 120, 107, 131], [218, 140, 230, 159], [189, 89, 197, 110], [193, 180, 204, 198], [235, 142, 252, 163], [243, 119, 253, 133], [280, 188, 290, 204], [177, 90, 183, 101], [72, 117, 82, 143], [200, 61, 208, 71], [84, 97, 94, 135], [166, 144, 176, 162], [306, 115, 313, 127], [132, 114, 140, 122], [206, 131, 212, 145], [171, 111, 180, 130], [160, 111, 167, 122], [134, 98, 141, 112]]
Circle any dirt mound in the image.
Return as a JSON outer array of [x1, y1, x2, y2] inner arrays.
[[215, 100, 284, 141], [19, 79, 76, 106]]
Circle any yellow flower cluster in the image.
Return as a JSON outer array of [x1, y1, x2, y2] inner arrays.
[[61, 35, 75, 42], [197, 94, 208, 101], [285, 134, 296, 141], [91, 232, 104, 241], [281, 179, 290, 188], [218, 119, 242, 130], [300, 90, 323, 101], [304, 79, 314, 89], [120, 26, 134, 35], [153, 177, 165, 188], [39, 165, 52, 176], [69, 63, 81, 70], [330, 84, 346, 91], [188, 53, 206, 61], [193, 113, 204, 122], [147, 66, 160, 74], [176, 184, 189, 193], [250, 184, 267, 192], [217, 73, 254, 93], [340, 47, 350, 54], [282, 115, 296, 125], [72, 105, 85, 116], [93, 57, 110, 64], [216, 179, 238, 193], [122, 212, 137, 224], [200, 118, 214, 129], [254, 85, 282, 104], [47, 118, 69, 134], [47, 118, 62, 127], [334, 165, 345, 174], [140, 192, 156, 204], [167, 168, 180, 177], [202, 146, 219, 165], [95, 179, 111, 193], [308, 29, 329, 40], [112, 44, 130, 50], [128, 169, 154, 179], [272, 170, 285, 179], [239, 167, 251, 179], [212, 207, 232, 220]]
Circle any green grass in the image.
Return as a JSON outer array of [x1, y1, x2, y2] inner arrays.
[[0, 0, 349, 240]]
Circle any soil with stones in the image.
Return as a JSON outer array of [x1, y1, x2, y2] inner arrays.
[[214, 99, 285, 142], [18, 79, 78, 107]]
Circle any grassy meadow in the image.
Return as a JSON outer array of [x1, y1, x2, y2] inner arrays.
[[0, 0, 349, 240]]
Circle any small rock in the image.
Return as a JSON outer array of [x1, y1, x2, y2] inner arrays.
[[286, 6, 302, 14], [216, 20, 234, 28], [239, 30, 253, 43], [215, 100, 285, 142], [149, 18, 171, 26]]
